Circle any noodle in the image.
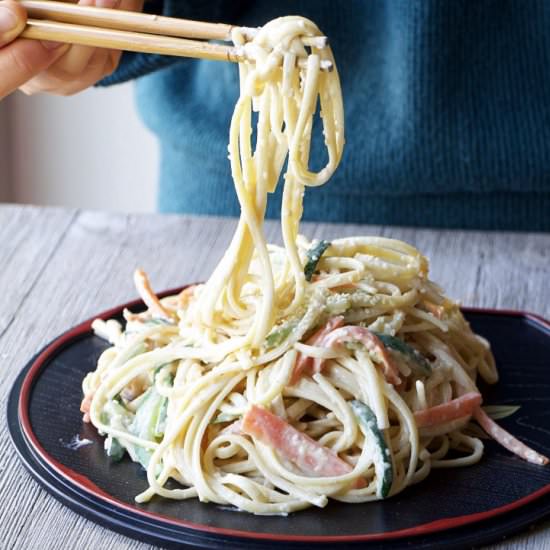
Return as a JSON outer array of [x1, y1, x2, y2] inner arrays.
[[81, 15, 548, 516]]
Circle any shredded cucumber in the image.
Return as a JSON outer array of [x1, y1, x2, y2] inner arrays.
[[265, 322, 296, 348], [130, 387, 166, 469], [351, 400, 393, 498], [372, 332, 432, 375], [155, 363, 175, 389], [154, 398, 168, 438], [134, 447, 153, 469], [105, 436, 125, 462], [304, 240, 331, 281], [100, 399, 134, 462]]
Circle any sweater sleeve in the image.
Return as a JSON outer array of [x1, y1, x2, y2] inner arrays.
[[98, 0, 182, 86]]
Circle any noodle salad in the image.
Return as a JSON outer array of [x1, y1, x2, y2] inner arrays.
[[81, 16, 548, 515]]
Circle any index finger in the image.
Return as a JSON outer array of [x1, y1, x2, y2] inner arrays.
[[0, 39, 68, 100], [0, 0, 27, 47]]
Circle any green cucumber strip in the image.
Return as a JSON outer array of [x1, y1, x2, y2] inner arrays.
[[373, 332, 432, 375], [128, 387, 152, 410], [132, 387, 164, 440], [131, 388, 164, 441], [154, 365, 165, 376], [265, 323, 296, 348], [133, 447, 162, 476], [101, 398, 133, 427], [105, 436, 125, 462], [304, 240, 331, 281], [101, 399, 135, 462], [154, 398, 168, 438], [129, 387, 166, 470], [135, 446, 153, 470], [113, 394, 125, 406], [155, 364, 175, 388], [351, 399, 393, 498]]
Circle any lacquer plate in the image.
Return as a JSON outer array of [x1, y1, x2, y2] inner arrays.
[[7, 289, 550, 549]]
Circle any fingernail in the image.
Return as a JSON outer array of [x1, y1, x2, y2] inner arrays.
[[94, 0, 121, 8], [0, 6, 17, 35], [41, 40, 66, 50]]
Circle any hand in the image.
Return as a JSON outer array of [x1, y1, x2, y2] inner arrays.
[[0, 0, 144, 100]]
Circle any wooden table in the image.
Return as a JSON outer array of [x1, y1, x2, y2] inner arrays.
[[0, 204, 548, 549]]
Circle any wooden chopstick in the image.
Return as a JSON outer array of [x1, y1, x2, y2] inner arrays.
[[17, 0, 333, 69], [22, 19, 242, 63], [18, 0, 244, 42]]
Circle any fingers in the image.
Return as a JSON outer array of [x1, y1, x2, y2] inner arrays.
[[52, 0, 122, 77], [0, 39, 68, 100], [0, 0, 67, 100], [0, 0, 26, 47], [19, 0, 136, 96], [2, 0, 144, 98], [120, 0, 146, 14], [20, 47, 119, 96]]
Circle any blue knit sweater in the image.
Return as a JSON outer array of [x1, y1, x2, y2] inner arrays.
[[101, 0, 550, 231]]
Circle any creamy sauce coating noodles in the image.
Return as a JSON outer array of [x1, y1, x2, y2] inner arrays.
[[82, 16, 548, 516]]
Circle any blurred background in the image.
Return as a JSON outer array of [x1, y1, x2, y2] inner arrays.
[[0, 83, 157, 212]]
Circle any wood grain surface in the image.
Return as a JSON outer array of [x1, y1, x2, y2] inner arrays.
[[0, 204, 548, 550]]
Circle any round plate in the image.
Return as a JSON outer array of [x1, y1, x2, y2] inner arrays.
[[7, 292, 550, 549]]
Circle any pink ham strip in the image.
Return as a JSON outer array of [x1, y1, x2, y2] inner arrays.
[[290, 316, 345, 385], [414, 392, 482, 427], [474, 408, 549, 466], [315, 326, 402, 386], [242, 405, 365, 487], [80, 393, 93, 423]]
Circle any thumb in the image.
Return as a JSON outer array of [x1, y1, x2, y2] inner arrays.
[[0, 0, 27, 47]]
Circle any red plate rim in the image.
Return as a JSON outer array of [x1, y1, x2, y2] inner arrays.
[[17, 289, 550, 543]]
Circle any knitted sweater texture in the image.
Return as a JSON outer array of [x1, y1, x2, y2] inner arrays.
[[101, 0, 550, 230]]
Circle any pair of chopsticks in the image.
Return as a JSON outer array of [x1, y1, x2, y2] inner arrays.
[[18, 0, 332, 69], [19, 0, 246, 63]]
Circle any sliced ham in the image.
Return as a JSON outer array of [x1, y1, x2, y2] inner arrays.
[[414, 392, 482, 427], [242, 404, 362, 485], [290, 316, 344, 385], [474, 408, 549, 466], [317, 326, 402, 386], [80, 393, 93, 423]]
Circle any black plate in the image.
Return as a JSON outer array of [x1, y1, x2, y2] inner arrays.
[[7, 294, 550, 549]]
